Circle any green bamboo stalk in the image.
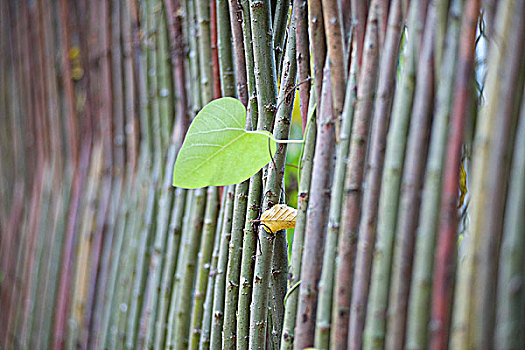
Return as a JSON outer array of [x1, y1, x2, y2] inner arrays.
[[450, 0, 515, 346], [165, 190, 195, 348], [209, 185, 235, 349], [100, 178, 134, 349], [222, 181, 250, 348], [139, 5, 176, 345], [99, 0, 138, 344], [271, 0, 290, 77], [31, 0, 71, 341], [405, 0, 462, 347], [110, 0, 152, 343], [36, 177, 71, 349], [157, 0, 173, 150], [188, 187, 220, 349], [495, 87, 525, 349], [153, 188, 187, 348], [235, 2, 262, 343], [139, 158, 175, 349], [364, 1, 429, 348], [186, 0, 203, 114], [196, 0, 214, 104], [247, 0, 280, 347], [172, 187, 207, 348], [90, 180, 123, 348], [280, 92, 317, 350], [124, 176, 158, 348], [216, 0, 234, 96], [218, 0, 262, 349], [249, 86, 292, 349], [267, 16, 297, 347], [198, 188, 227, 349], [27, 166, 54, 348], [125, 0, 163, 343], [385, 4, 437, 347], [314, 45, 358, 350], [66, 145, 104, 350], [218, 0, 253, 339], [108, 171, 147, 348]]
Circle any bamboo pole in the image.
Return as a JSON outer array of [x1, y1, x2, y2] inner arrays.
[[189, 187, 220, 349], [347, 1, 405, 348], [235, 0, 263, 346], [172, 188, 207, 348], [333, 2, 382, 348], [405, 0, 462, 347], [280, 93, 317, 350], [198, 188, 227, 349], [315, 42, 357, 350], [363, 1, 429, 348], [429, 0, 479, 348], [165, 191, 196, 348], [470, 0, 525, 346], [495, 87, 525, 349], [307, 0, 326, 100], [294, 0, 311, 132], [209, 185, 235, 349], [385, 4, 437, 348], [267, 15, 298, 347], [271, 0, 290, 77], [294, 63, 334, 349], [247, 0, 279, 347]]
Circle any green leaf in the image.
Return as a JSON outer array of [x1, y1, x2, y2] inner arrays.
[[173, 97, 276, 189]]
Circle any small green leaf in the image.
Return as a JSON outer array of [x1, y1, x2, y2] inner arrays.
[[173, 97, 276, 189]]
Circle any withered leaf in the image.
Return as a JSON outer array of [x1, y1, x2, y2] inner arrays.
[[259, 204, 297, 233]]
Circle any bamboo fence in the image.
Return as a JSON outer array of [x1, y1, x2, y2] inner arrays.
[[1, 0, 524, 349]]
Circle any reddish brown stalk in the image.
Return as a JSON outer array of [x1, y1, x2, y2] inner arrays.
[[19, 1, 50, 342], [334, 2, 380, 349], [81, 1, 114, 347], [429, 0, 479, 348], [295, 0, 311, 132], [377, 0, 390, 47], [211, 0, 221, 99], [294, 63, 334, 349], [228, 0, 248, 105], [351, 0, 369, 66], [53, 0, 94, 345], [321, 0, 347, 130]]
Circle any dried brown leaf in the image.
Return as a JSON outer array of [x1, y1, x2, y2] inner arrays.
[[259, 204, 297, 233]]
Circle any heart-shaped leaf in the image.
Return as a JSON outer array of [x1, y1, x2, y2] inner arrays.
[[173, 97, 276, 189]]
